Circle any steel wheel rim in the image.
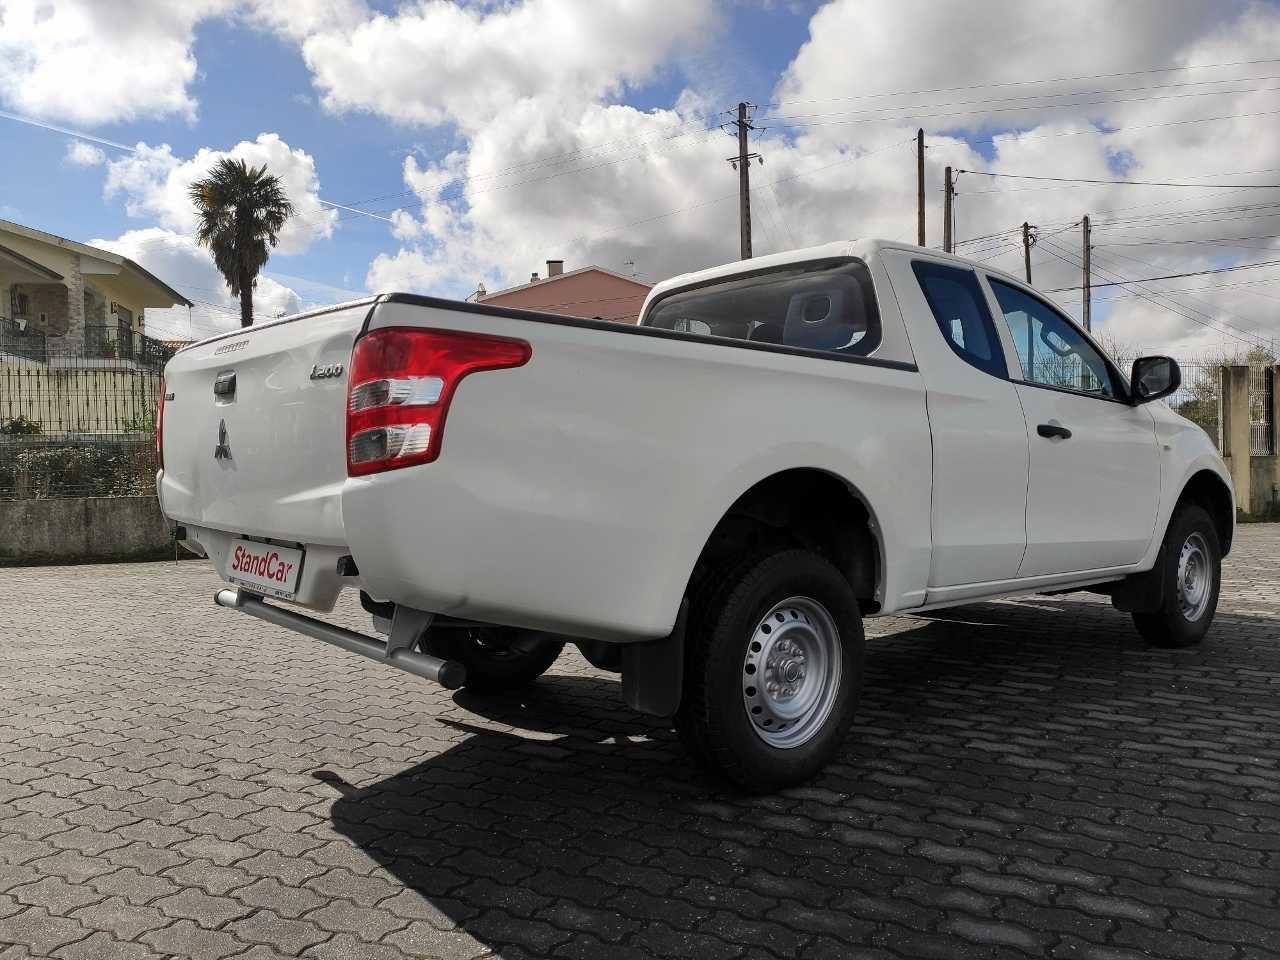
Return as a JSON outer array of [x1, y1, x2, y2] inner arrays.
[[742, 596, 842, 749], [1177, 532, 1212, 622]]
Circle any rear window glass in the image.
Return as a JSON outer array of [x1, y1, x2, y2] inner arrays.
[[642, 260, 881, 357], [911, 260, 1008, 379]]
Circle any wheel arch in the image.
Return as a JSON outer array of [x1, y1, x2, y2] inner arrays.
[[1175, 468, 1234, 556], [689, 467, 884, 613]]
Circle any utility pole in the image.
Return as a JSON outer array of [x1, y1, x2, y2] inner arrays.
[[728, 102, 757, 260], [1082, 214, 1092, 332], [943, 166, 953, 253], [916, 128, 926, 247], [1022, 222, 1034, 283]]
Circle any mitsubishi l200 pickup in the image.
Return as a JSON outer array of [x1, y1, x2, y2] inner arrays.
[[158, 240, 1233, 790]]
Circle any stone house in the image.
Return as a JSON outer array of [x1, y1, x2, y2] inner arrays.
[[0, 217, 191, 364]]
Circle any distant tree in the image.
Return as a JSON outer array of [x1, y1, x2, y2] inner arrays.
[[189, 158, 294, 327]]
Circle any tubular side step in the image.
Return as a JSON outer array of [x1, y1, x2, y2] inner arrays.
[[214, 588, 466, 689]]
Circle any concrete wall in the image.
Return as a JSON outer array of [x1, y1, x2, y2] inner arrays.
[[0, 496, 173, 564], [1248, 455, 1280, 516]]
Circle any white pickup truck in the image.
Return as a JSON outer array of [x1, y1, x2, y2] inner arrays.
[[158, 240, 1233, 790]]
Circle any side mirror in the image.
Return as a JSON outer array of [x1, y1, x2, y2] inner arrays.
[[1131, 356, 1181, 404]]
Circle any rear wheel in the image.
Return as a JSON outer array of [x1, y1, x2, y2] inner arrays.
[[424, 626, 563, 692], [1132, 504, 1221, 648], [676, 548, 864, 792]]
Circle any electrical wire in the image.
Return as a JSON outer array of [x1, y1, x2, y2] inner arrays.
[[763, 75, 1280, 125], [1047, 256, 1280, 291], [1037, 238, 1271, 350], [956, 170, 1280, 189], [760, 55, 1280, 109]]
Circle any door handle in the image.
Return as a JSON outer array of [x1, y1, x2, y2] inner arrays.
[[1036, 422, 1072, 440], [213, 371, 236, 398]]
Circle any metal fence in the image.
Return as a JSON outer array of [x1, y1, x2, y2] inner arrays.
[[82, 323, 176, 369], [1249, 365, 1275, 456], [1165, 361, 1224, 450], [1, 352, 163, 499], [0, 318, 47, 363]]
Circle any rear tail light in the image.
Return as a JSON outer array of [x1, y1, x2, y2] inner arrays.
[[346, 327, 530, 476], [156, 376, 165, 470]]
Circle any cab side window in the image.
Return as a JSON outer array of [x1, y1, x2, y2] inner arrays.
[[911, 261, 1007, 379], [988, 279, 1115, 399]]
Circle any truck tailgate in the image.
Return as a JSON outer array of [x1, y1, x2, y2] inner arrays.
[[158, 301, 373, 545]]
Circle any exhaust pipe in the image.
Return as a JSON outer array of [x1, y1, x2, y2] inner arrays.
[[214, 588, 465, 689]]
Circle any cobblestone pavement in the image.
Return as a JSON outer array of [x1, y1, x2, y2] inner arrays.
[[2, 527, 1279, 960]]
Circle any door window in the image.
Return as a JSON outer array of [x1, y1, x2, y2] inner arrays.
[[911, 261, 1007, 378], [988, 279, 1116, 399]]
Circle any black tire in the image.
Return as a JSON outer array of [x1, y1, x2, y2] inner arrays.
[[676, 548, 864, 792], [424, 626, 564, 692], [1132, 503, 1221, 648]]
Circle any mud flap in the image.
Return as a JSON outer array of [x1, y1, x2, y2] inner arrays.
[[1110, 546, 1166, 614], [622, 599, 687, 718]]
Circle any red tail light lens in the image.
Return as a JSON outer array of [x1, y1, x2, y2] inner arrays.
[[346, 327, 530, 476], [156, 376, 165, 470]]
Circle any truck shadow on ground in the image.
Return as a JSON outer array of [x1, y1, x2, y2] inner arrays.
[[316, 596, 1278, 959]]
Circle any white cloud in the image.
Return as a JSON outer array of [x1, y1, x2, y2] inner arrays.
[[300, 0, 715, 131], [365, 0, 1280, 359], [0, 0, 361, 126], [91, 228, 303, 340], [0, 0, 232, 125], [242, 0, 366, 40], [64, 140, 106, 167], [103, 133, 337, 254], [765, 0, 1280, 356]]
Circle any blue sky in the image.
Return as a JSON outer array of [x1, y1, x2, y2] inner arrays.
[[1, 0, 1278, 355], [1, 1, 820, 312]]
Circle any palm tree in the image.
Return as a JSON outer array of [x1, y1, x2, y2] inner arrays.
[[189, 158, 294, 327]]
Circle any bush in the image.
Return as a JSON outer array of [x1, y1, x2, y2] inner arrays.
[[0, 416, 43, 436], [0, 441, 157, 499]]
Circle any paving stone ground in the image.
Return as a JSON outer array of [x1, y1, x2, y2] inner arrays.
[[1, 526, 1279, 959]]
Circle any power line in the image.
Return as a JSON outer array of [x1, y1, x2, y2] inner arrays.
[[1038, 238, 1271, 350], [1047, 256, 1280, 291], [1096, 232, 1280, 248], [964, 166, 1280, 196], [761, 55, 1280, 108], [1043, 237, 1275, 349], [763, 75, 1280, 124], [331, 129, 723, 223], [1057, 272, 1280, 304], [956, 170, 1280, 190], [1088, 245, 1277, 337], [764, 98, 1280, 133], [330, 122, 715, 212]]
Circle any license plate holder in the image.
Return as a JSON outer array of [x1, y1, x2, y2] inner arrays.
[[226, 539, 305, 600]]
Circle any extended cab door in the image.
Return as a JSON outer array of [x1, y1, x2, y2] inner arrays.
[[884, 253, 1030, 597], [982, 276, 1160, 577]]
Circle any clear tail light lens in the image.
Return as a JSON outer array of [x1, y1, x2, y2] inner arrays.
[[346, 327, 530, 476]]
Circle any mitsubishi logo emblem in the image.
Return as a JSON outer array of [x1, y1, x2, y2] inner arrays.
[[214, 419, 232, 461]]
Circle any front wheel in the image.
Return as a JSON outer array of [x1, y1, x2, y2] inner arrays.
[[676, 549, 864, 792], [1132, 504, 1221, 648], [423, 626, 564, 692]]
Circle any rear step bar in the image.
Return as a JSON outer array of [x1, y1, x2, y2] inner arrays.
[[214, 588, 466, 689]]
